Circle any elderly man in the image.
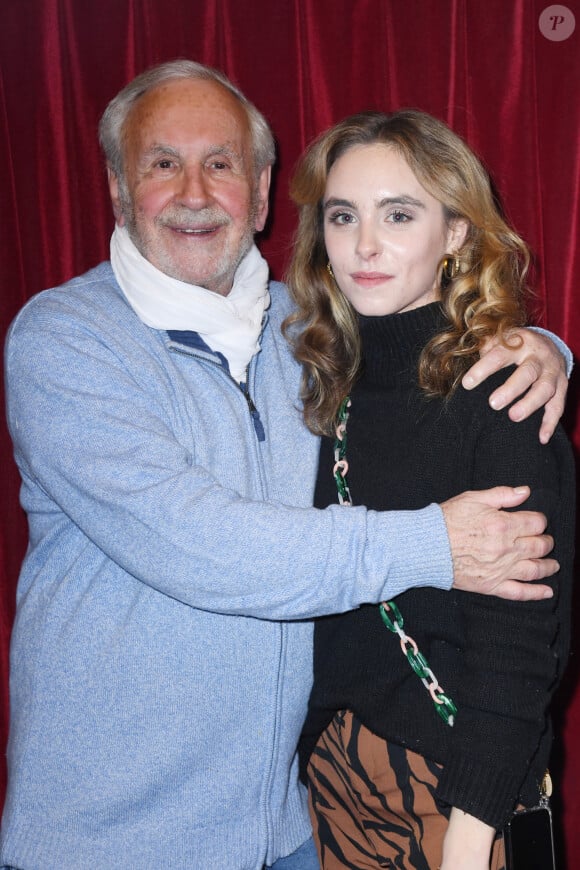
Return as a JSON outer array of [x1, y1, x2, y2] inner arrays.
[[1, 61, 569, 869]]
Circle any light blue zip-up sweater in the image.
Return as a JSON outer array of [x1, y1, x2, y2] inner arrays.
[[1, 263, 452, 869]]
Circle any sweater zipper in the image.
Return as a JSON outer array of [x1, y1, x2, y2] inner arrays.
[[243, 385, 257, 416], [168, 344, 265, 441], [170, 338, 283, 860], [240, 376, 266, 441]]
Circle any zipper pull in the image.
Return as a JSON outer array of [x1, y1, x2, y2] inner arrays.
[[241, 386, 265, 442], [244, 390, 257, 416]]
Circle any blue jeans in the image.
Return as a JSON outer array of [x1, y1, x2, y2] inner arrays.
[[1, 838, 321, 870], [2, 842, 321, 870], [266, 835, 320, 869]]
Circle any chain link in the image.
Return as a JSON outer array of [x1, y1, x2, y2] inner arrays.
[[333, 398, 352, 505], [333, 396, 457, 728]]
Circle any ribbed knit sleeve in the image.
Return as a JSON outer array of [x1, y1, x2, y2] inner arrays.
[[435, 407, 575, 827]]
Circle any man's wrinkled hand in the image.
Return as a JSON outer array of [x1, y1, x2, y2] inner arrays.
[[462, 329, 568, 444], [441, 486, 557, 600]]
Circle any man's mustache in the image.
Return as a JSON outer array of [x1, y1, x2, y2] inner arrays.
[[158, 207, 230, 229]]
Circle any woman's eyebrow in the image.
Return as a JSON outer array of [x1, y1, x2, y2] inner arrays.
[[323, 197, 354, 210], [377, 195, 425, 209]]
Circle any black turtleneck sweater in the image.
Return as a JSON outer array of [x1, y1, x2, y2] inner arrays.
[[301, 302, 575, 829]]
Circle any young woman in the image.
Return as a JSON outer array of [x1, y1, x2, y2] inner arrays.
[[284, 110, 575, 870]]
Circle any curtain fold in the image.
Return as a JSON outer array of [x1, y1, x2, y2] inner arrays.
[[1, 0, 579, 861]]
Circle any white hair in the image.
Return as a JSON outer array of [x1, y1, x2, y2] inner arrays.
[[98, 59, 276, 182]]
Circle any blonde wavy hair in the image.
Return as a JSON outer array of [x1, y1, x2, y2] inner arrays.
[[283, 110, 530, 436]]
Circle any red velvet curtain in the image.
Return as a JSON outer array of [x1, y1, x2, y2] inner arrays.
[[1, 0, 579, 862]]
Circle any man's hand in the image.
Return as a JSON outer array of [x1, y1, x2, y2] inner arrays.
[[441, 486, 557, 600], [462, 329, 568, 444]]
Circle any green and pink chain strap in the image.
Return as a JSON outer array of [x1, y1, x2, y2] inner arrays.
[[333, 396, 458, 727]]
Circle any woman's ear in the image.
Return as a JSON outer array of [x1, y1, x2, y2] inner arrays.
[[447, 218, 469, 254]]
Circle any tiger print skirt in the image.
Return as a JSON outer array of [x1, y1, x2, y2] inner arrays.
[[307, 710, 506, 870]]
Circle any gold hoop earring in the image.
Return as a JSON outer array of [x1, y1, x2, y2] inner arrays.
[[442, 255, 461, 281], [327, 262, 336, 281]]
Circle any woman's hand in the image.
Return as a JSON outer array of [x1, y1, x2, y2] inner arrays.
[[439, 807, 495, 870], [462, 328, 568, 444]]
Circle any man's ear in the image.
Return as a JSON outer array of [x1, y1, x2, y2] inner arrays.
[[253, 165, 272, 233], [447, 217, 469, 254], [107, 167, 126, 227]]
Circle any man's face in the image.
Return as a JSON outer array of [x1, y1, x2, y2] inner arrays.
[[109, 78, 270, 295]]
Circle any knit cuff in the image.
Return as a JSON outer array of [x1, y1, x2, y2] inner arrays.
[[436, 752, 521, 829]]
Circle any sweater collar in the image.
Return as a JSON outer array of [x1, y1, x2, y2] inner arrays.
[[358, 302, 447, 385]]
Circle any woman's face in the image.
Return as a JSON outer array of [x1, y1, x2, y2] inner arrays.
[[323, 143, 466, 316]]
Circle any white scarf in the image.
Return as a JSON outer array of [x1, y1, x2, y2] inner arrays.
[[110, 225, 270, 382]]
